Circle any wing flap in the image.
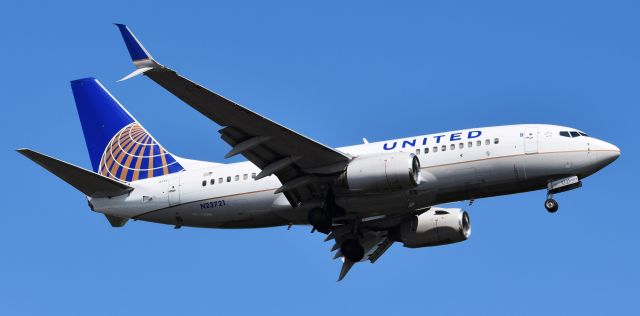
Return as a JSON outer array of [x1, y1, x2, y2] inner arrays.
[[18, 149, 133, 198], [330, 230, 395, 281], [338, 260, 355, 282]]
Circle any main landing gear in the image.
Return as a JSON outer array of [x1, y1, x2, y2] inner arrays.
[[340, 239, 365, 262], [308, 208, 365, 262], [544, 176, 582, 214], [308, 189, 364, 262], [308, 189, 346, 234], [308, 207, 332, 234]]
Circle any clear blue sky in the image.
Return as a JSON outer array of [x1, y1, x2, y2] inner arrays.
[[1, 1, 638, 315]]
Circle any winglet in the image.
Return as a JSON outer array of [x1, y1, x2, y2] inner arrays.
[[114, 24, 161, 81]]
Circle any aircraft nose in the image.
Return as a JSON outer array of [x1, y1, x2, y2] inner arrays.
[[593, 140, 620, 169]]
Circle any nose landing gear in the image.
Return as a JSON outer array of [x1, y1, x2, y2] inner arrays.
[[544, 176, 582, 213], [545, 195, 559, 213]]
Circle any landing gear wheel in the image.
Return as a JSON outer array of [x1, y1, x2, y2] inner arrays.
[[545, 199, 559, 213], [341, 239, 364, 262], [308, 207, 332, 233]]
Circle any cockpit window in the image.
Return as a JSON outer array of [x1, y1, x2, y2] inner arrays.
[[560, 130, 589, 138]]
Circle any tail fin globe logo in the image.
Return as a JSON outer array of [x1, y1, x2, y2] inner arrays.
[[99, 122, 183, 182], [71, 77, 183, 183]]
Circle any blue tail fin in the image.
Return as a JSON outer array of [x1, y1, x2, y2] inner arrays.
[[71, 78, 184, 182]]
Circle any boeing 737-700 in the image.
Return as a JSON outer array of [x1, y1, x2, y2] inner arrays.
[[18, 24, 620, 280]]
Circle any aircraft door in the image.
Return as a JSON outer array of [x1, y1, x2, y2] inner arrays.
[[168, 177, 181, 206], [524, 127, 538, 154]]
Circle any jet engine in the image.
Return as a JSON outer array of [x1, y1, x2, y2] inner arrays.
[[389, 208, 471, 248], [344, 152, 421, 192]]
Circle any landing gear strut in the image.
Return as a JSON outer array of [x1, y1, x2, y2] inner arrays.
[[340, 239, 364, 262]]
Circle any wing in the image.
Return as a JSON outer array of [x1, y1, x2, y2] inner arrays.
[[115, 24, 350, 207]]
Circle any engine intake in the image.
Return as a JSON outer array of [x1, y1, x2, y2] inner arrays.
[[389, 208, 471, 248], [345, 152, 421, 192]]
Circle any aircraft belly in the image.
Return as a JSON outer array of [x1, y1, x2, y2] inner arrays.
[[337, 191, 411, 217], [317, 155, 548, 217], [423, 155, 540, 203], [137, 190, 287, 228], [521, 151, 588, 179], [90, 185, 170, 219], [429, 156, 516, 185], [131, 152, 598, 228]]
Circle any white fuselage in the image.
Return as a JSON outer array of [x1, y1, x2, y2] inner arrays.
[[89, 124, 620, 228]]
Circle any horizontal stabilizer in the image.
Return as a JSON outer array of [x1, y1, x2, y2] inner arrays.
[[17, 149, 134, 198]]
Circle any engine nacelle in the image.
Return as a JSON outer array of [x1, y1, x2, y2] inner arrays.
[[345, 152, 421, 192], [389, 208, 471, 248]]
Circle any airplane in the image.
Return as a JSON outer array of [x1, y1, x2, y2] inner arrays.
[[18, 24, 620, 281]]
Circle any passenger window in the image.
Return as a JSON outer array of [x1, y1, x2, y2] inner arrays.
[[235, 175, 240, 181], [252, 173, 257, 179], [227, 176, 231, 183], [425, 148, 429, 154], [570, 131, 580, 138], [219, 177, 223, 184], [243, 174, 248, 180], [416, 149, 421, 155], [441, 145, 447, 151], [202, 180, 206, 187], [459, 143, 464, 149], [485, 139, 490, 145], [450, 144, 455, 150], [559, 131, 571, 137], [494, 138, 499, 144], [477, 140, 482, 146], [468, 141, 473, 148], [433, 146, 438, 153], [210, 179, 215, 185]]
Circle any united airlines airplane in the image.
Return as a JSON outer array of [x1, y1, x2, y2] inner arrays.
[[18, 24, 620, 281]]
